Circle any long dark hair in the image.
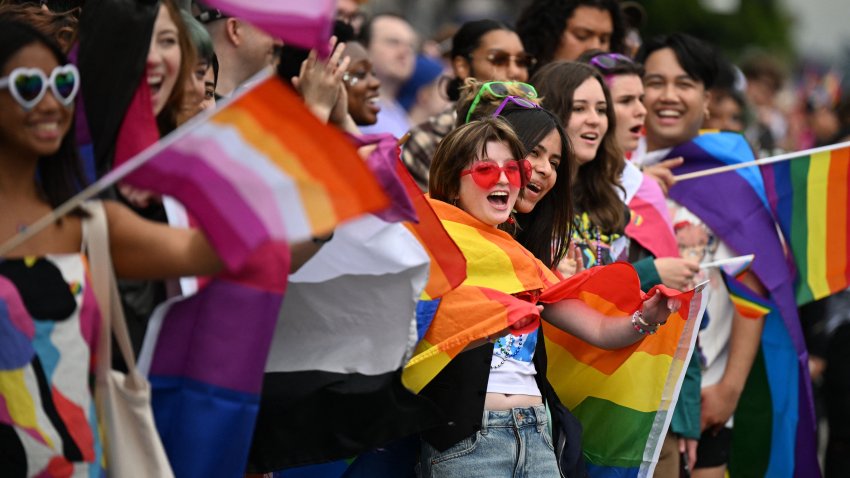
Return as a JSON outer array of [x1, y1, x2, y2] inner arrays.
[[0, 19, 86, 211], [532, 61, 625, 234], [500, 105, 573, 268], [517, 0, 625, 74]]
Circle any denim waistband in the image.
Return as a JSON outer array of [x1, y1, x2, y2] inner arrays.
[[481, 404, 548, 432]]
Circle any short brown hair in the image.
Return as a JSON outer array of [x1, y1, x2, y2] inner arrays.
[[429, 118, 527, 203]]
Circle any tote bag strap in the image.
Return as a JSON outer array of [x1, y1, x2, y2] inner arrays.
[[82, 201, 140, 378]]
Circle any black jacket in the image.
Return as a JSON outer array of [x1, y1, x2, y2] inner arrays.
[[419, 327, 587, 477]]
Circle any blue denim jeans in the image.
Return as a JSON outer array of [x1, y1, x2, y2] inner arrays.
[[417, 404, 561, 477]]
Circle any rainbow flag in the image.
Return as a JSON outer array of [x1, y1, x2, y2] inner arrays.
[[403, 200, 706, 477], [667, 132, 818, 477], [540, 270, 706, 477], [760, 143, 850, 305], [129, 77, 390, 477], [723, 272, 774, 320], [204, 0, 336, 55]]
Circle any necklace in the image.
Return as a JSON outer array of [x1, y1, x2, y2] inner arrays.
[[491, 334, 526, 369]]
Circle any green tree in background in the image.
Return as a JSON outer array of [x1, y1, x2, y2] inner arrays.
[[640, 0, 794, 62]]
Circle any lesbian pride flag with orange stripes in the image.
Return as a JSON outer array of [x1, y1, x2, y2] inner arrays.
[[761, 143, 850, 305], [124, 76, 389, 272]]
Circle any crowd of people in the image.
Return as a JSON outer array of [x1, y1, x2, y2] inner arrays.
[[1, 0, 846, 477]]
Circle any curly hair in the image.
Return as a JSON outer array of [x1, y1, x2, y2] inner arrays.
[[532, 61, 625, 235], [516, 0, 625, 74]]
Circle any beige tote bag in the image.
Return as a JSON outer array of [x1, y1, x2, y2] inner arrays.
[[84, 201, 174, 478]]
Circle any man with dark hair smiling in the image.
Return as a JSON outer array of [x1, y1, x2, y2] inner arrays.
[[633, 33, 819, 478]]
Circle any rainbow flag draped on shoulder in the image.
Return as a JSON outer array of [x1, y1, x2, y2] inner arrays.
[[129, 76, 390, 477], [759, 142, 850, 304], [404, 199, 706, 477], [666, 131, 819, 477]]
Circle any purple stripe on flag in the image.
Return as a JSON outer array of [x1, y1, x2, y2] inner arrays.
[[149, 279, 283, 394], [126, 147, 269, 272]]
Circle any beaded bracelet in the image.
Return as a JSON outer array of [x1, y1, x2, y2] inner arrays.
[[631, 310, 658, 335]]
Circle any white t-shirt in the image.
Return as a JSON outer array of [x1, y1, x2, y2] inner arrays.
[[486, 328, 541, 396]]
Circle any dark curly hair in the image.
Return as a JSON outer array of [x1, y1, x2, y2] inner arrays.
[[532, 61, 625, 235], [516, 0, 625, 75]]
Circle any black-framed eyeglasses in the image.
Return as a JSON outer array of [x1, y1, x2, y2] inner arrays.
[[589, 53, 634, 71]]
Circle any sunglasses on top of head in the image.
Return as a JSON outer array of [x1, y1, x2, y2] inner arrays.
[[465, 81, 538, 123], [460, 159, 532, 189], [0, 64, 80, 112], [589, 53, 634, 71]]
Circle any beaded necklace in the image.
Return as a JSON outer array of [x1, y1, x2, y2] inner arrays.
[[491, 334, 526, 369], [571, 212, 621, 266]]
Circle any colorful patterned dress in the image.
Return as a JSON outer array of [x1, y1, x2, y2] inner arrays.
[[0, 254, 104, 477]]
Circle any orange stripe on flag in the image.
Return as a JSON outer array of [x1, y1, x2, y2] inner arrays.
[[826, 147, 849, 291]]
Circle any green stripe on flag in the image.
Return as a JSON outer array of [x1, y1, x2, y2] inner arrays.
[[572, 396, 656, 468], [790, 156, 813, 303]]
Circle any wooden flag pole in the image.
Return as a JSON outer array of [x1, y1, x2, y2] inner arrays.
[[673, 140, 850, 181]]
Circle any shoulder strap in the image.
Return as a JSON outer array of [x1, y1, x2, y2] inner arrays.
[[82, 200, 139, 375]]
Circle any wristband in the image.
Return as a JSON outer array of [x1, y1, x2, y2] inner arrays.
[[631, 310, 658, 335]]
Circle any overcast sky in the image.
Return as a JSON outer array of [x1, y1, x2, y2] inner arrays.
[[781, 0, 849, 62]]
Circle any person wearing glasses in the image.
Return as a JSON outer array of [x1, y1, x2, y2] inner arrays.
[[457, 79, 578, 275], [0, 19, 226, 475], [582, 49, 704, 478], [516, 0, 627, 75], [401, 19, 536, 191], [418, 118, 677, 477]]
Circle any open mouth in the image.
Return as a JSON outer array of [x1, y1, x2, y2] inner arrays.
[[657, 109, 682, 119], [526, 182, 542, 194], [488, 191, 509, 207], [580, 132, 598, 141], [629, 125, 642, 134]]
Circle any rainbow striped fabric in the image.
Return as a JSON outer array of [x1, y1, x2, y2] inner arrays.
[[667, 132, 818, 477], [760, 143, 850, 304], [128, 77, 390, 477], [403, 199, 706, 477], [540, 269, 706, 477], [204, 0, 336, 55], [723, 272, 773, 320], [402, 199, 546, 394]]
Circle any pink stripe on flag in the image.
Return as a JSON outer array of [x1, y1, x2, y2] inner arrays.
[[172, 130, 289, 239], [204, 0, 336, 56], [126, 149, 268, 272], [626, 174, 678, 258]]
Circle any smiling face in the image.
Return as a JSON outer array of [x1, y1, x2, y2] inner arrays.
[[460, 29, 530, 83], [515, 128, 561, 213], [0, 42, 72, 159], [457, 140, 521, 226], [554, 6, 613, 61], [147, 4, 182, 116], [343, 42, 381, 125], [565, 77, 608, 165], [608, 73, 646, 153], [642, 47, 710, 151]]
